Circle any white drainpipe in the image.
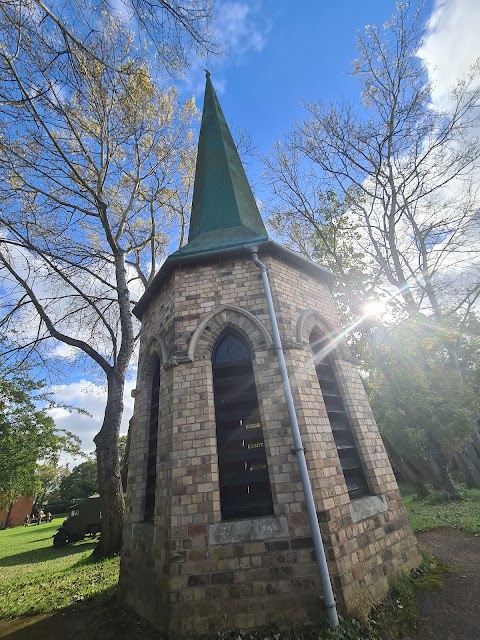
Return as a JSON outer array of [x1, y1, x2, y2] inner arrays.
[[250, 248, 339, 628]]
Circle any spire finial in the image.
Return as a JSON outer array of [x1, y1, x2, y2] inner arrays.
[[173, 67, 268, 255]]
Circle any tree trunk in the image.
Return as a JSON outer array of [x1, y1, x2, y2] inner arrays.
[[380, 433, 430, 498], [426, 433, 461, 499], [93, 370, 126, 557], [121, 419, 132, 493], [392, 457, 431, 498], [454, 445, 480, 489], [467, 442, 480, 473], [1, 503, 13, 530], [472, 431, 480, 459]]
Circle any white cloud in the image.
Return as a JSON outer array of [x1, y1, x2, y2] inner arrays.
[[47, 376, 136, 465], [418, 0, 480, 106], [108, 0, 135, 26], [216, 2, 267, 57], [50, 343, 79, 360], [181, 1, 270, 96], [408, 0, 480, 315]]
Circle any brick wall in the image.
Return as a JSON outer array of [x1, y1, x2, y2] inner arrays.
[[0, 497, 34, 529], [119, 251, 420, 633]]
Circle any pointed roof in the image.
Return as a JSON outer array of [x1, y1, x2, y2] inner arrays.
[[170, 72, 268, 258], [131, 75, 334, 320]]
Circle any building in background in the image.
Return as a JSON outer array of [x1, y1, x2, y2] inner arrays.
[[0, 497, 34, 529]]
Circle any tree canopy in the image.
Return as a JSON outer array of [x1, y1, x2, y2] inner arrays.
[[0, 365, 81, 511], [59, 459, 99, 504]]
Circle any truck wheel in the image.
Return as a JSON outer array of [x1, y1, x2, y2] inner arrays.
[[53, 530, 68, 547]]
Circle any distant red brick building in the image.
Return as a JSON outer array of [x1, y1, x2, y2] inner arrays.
[[0, 497, 34, 529]]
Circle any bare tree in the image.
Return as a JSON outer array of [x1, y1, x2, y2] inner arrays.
[[300, 3, 480, 333], [0, 0, 216, 84], [0, 16, 198, 555], [264, 2, 480, 495], [265, 150, 380, 321]]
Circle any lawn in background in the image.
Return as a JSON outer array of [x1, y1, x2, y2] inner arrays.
[[402, 487, 480, 533], [1, 489, 479, 629], [0, 517, 119, 618]]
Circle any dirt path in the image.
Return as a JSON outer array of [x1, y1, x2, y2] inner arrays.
[[0, 602, 158, 640], [412, 528, 480, 640], [0, 527, 478, 639]]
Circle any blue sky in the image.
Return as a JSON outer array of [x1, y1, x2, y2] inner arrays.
[[45, 0, 480, 461], [181, 1, 431, 160]]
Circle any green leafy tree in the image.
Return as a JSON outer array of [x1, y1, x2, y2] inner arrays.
[[118, 435, 128, 466], [266, 181, 382, 366], [59, 459, 99, 504], [35, 462, 69, 506], [367, 319, 478, 497], [457, 313, 480, 394], [0, 370, 81, 511], [268, 187, 374, 322]]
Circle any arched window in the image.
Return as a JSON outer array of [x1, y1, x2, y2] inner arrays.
[[212, 332, 273, 520], [309, 329, 369, 499], [144, 355, 160, 521]]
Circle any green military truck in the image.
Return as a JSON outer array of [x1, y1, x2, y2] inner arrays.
[[53, 495, 101, 547]]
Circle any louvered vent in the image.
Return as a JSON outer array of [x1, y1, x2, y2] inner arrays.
[[310, 330, 369, 499], [212, 332, 273, 519], [144, 356, 160, 521]]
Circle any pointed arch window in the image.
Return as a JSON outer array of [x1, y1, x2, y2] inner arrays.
[[144, 355, 160, 521], [212, 332, 273, 520], [310, 329, 369, 499]]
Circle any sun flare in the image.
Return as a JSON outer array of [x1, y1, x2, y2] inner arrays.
[[363, 300, 387, 317]]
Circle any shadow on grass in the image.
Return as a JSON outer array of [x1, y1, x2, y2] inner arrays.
[[69, 548, 115, 571], [0, 589, 160, 640], [25, 536, 56, 544], [0, 541, 97, 568]]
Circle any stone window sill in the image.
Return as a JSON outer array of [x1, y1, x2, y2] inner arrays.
[[209, 515, 288, 545], [349, 494, 387, 523]]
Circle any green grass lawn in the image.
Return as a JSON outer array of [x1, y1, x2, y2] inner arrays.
[[0, 517, 119, 618], [402, 487, 480, 533], [1, 488, 479, 636]]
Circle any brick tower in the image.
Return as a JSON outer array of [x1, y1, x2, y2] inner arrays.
[[119, 73, 419, 634]]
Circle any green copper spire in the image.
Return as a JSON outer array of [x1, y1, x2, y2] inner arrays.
[[171, 71, 268, 258]]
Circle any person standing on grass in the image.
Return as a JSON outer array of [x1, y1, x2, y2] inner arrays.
[[37, 509, 44, 525]]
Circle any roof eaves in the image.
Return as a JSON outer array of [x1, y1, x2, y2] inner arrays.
[[133, 241, 334, 320]]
